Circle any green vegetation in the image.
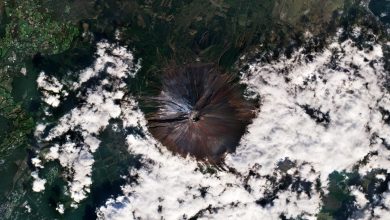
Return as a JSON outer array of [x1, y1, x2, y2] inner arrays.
[[273, 0, 343, 33], [0, 0, 79, 218], [319, 169, 390, 220], [0, 0, 79, 158], [0, 0, 79, 61], [319, 171, 357, 220], [1, 0, 386, 219], [114, 0, 344, 69], [0, 86, 33, 157]]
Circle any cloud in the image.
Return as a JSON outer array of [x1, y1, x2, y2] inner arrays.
[[32, 41, 140, 206], [229, 38, 390, 180], [98, 33, 390, 219], [32, 32, 390, 219]]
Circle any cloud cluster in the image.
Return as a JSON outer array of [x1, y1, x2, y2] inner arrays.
[[98, 33, 390, 219], [230, 37, 390, 180], [32, 41, 140, 207], [32, 31, 390, 219]]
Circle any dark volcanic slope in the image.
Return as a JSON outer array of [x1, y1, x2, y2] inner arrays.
[[146, 64, 257, 162]]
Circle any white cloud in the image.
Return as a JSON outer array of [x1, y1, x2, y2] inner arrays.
[[98, 35, 390, 219], [37, 71, 66, 107], [56, 204, 65, 214], [229, 39, 389, 181], [31, 171, 46, 192], [32, 34, 390, 219], [32, 41, 140, 205]]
